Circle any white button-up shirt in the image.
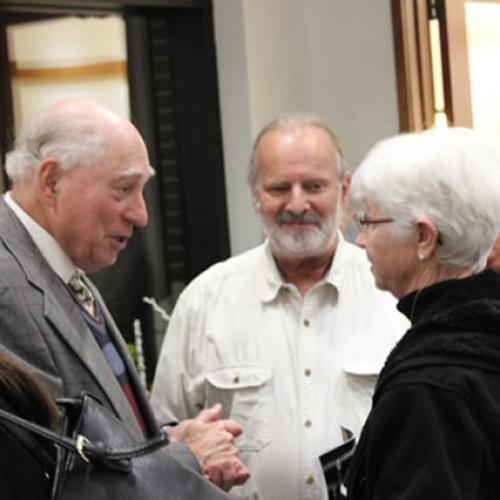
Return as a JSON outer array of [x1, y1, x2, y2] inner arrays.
[[151, 235, 408, 500]]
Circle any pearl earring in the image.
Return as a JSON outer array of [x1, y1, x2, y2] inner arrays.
[[418, 253, 425, 260]]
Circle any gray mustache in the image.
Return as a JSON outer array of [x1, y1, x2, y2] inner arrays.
[[275, 211, 321, 224]]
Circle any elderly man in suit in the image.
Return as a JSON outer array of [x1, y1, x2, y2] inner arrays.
[[0, 98, 248, 496]]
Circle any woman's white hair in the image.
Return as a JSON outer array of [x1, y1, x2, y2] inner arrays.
[[351, 127, 500, 271], [5, 105, 106, 182]]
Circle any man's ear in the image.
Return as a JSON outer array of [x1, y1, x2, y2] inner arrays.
[[252, 191, 262, 213], [340, 171, 351, 210], [415, 217, 440, 259], [38, 158, 61, 206], [487, 234, 500, 271]]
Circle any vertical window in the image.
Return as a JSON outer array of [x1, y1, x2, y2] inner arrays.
[[392, 0, 500, 154], [391, 0, 474, 131]]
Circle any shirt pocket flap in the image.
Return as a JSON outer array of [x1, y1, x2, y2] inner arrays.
[[342, 362, 380, 377], [205, 366, 272, 390]]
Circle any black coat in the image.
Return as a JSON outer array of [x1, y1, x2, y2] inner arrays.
[[0, 397, 55, 500], [346, 269, 500, 499]]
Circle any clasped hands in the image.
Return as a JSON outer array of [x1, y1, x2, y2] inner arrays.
[[165, 403, 250, 491]]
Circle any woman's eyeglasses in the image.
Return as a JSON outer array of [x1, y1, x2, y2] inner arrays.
[[353, 215, 394, 232], [354, 215, 443, 244]]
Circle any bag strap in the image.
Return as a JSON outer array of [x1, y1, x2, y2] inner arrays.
[[0, 406, 168, 464]]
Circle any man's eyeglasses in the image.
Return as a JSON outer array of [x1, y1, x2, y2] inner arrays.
[[354, 215, 394, 232]]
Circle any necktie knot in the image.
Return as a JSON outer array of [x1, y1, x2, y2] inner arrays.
[[69, 271, 96, 317]]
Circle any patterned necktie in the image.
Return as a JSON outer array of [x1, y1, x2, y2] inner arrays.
[[68, 271, 96, 317]]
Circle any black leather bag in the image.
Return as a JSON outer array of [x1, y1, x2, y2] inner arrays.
[[0, 392, 229, 500]]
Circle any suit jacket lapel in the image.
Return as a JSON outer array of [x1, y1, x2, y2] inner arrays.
[[44, 284, 145, 433]]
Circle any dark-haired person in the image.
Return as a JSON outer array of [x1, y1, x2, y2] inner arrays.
[[0, 351, 58, 499]]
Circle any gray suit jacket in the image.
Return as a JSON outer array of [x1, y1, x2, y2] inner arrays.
[[0, 197, 231, 499]]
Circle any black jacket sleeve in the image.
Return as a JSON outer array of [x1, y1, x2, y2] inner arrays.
[[349, 381, 494, 499]]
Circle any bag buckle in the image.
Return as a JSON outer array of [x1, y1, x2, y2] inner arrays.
[[76, 434, 91, 463]]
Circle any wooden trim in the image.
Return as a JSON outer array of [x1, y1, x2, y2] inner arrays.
[[391, 0, 475, 130], [10, 60, 127, 79], [440, 0, 473, 126], [0, 1, 200, 16], [391, 0, 418, 130], [415, 0, 434, 128], [391, 0, 434, 131]]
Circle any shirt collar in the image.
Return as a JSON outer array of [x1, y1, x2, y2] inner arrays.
[[256, 240, 284, 303], [5, 192, 77, 283], [257, 232, 347, 302], [324, 232, 349, 290]]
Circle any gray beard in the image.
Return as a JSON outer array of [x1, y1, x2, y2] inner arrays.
[[265, 209, 340, 258]]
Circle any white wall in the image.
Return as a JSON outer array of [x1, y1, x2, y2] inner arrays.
[[212, 1, 261, 253], [302, 0, 399, 167], [466, 1, 500, 157], [214, 0, 399, 255], [244, 0, 307, 130]]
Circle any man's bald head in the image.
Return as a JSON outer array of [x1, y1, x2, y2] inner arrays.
[[5, 98, 141, 183]]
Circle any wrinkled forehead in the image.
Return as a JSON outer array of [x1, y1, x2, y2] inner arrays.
[[261, 125, 337, 149], [257, 127, 338, 168]]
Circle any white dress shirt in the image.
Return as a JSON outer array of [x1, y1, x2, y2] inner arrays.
[[151, 235, 408, 500]]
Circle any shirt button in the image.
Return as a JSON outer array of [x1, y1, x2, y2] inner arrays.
[[304, 419, 312, 428], [233, 376, 240, 384], [304, 368, 311, 377], [306, 475, 315, 485], [303, 319, 310, 327]]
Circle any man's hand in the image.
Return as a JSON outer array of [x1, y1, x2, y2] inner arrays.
[[166, 404, 250, 491]]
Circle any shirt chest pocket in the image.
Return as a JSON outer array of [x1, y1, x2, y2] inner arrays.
[[340, 363, 379, 437], [205, 366, 272, 452]]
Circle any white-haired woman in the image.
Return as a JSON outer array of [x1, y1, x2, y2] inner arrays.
[[345, 127, 500, 499]]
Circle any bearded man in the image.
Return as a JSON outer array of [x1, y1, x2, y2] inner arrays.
[[151, 114, 408, 500]]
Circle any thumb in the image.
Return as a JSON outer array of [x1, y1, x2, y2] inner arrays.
[[223, 419, 243, 438], [197, 403, 223, 423]]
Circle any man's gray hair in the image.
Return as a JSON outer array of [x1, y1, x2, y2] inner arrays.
[[247, 113, 347, 192], [351, 127, 500, 271], [5, 107, 106, 182]]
